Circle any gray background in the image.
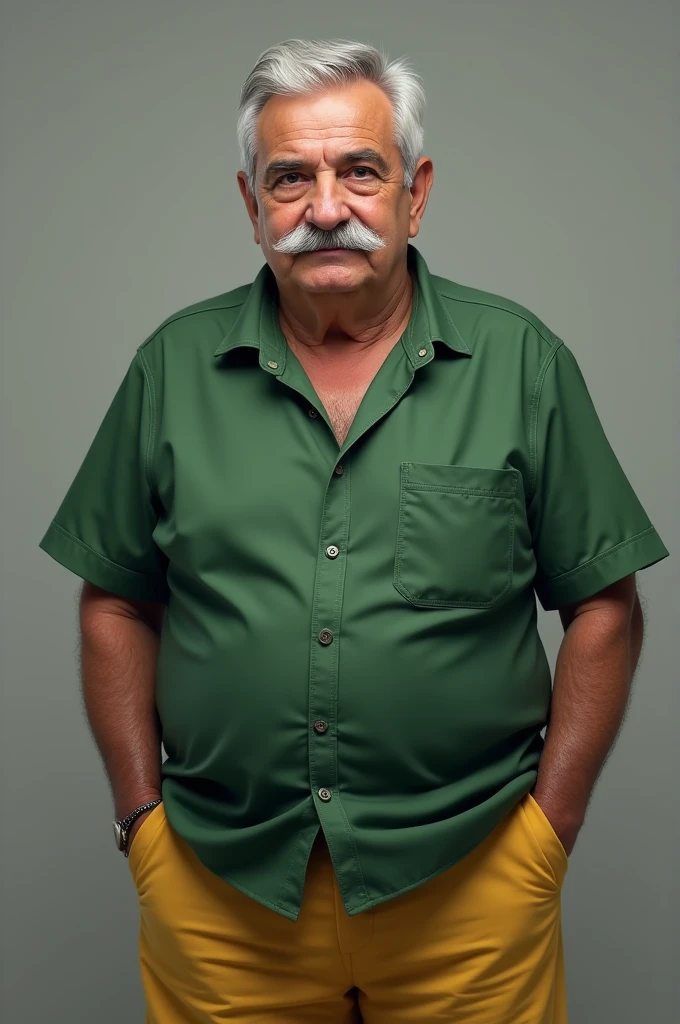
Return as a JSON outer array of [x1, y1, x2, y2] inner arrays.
[[1, 1, 677, 1021]]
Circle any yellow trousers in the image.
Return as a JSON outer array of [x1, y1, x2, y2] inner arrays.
[[128, 791, 569, 1022]]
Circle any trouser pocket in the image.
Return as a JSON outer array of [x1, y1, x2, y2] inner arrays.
[[520, 792, 569, 888]]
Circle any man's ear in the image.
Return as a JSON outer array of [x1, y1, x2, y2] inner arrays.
[[407, 156, 434, 239]]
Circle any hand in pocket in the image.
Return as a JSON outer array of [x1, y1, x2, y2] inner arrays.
[[127, 807, 156, 853], [531, 793, 580, 858]]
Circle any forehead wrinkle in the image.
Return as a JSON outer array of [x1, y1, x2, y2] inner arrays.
[[267, 121, 386, 145], [263, 126, 392, 174], [261, 104, 392, 146]]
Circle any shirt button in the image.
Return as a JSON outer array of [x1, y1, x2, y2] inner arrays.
[[418, 348, 427, 357], [313, 720, 329, 733], [318, 788, 332, 801], [325, 545, 339, 559], [334, 465, 344, 476], [318, 629, 334, 645], [308, 408, 318, 418], [267, 360, 279, 369]]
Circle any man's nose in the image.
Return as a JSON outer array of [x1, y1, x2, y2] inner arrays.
[[304, 171, 350, 231]]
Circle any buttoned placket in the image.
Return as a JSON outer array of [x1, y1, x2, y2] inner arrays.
[[260, 312, 435, 909]]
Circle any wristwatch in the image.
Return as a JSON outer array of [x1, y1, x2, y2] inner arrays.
[[113, 798, 163, 858]]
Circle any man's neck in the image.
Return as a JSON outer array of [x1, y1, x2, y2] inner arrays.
[[276, 265, 414, 361]]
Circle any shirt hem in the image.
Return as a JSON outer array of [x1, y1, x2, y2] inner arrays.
[[535, 526, 669, 611], [38, 520, 169, 602]]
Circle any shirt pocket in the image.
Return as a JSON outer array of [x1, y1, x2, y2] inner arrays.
[[393, 463, 518, 609]]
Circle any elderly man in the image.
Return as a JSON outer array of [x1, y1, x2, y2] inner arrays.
[[39, 37, 668, 1024]]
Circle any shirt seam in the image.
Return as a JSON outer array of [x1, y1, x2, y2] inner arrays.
[[47, 520, 164, 583], [136, 299, 247, 355], [540, 526, 656, 586], [527, 340, 563, 504], [136, 348, 157, 494], [435, 287, 559, 350]]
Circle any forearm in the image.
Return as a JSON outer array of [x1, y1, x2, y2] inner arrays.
[[79, 598, 163, 819], [533, 595, 643, 832]]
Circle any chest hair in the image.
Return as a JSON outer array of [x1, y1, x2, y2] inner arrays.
[[314, 381, 372, 447]]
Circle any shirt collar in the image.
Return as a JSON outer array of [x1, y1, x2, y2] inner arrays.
[[213, 243, 472, 374]]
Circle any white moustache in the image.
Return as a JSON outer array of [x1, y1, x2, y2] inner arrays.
[[272, 220, 386, 254]]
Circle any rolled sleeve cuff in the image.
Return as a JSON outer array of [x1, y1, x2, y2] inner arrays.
[[535, 526, 669, 611], [39, 520, 169, 603]]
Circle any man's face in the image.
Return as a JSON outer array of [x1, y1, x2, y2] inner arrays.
[[238, 80, 427, 294]]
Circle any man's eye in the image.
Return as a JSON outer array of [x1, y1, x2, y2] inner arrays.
[[274, 167, 376, 187]]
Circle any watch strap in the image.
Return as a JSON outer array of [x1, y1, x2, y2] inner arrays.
[[114, 798, 163, 857]]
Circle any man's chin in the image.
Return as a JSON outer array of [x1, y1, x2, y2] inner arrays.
[[293, 260, 366, 292]]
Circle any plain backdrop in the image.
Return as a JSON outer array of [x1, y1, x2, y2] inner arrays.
[[1, 1, 677, 1022]]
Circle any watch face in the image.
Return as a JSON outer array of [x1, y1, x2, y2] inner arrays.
[[113, 821, 123, 850]]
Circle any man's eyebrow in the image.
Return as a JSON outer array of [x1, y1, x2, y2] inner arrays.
[[341, 149, 390, 174], [263, 148, 390, 181]]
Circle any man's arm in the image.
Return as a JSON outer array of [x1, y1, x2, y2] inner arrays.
[[532, 572, 643, 856], [79, 580, 166, 847]]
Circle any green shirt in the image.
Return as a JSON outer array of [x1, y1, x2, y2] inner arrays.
[[39, 243, 669, 921]]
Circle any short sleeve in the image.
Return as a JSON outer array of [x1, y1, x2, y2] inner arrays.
[[38, 349, 169, 602], [528, 342, 669, 611]]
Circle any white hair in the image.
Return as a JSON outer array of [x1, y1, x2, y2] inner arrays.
[[237, 38, 426, 195]]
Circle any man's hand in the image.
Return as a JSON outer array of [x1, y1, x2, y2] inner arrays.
[[531, 792, 581, 858]]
